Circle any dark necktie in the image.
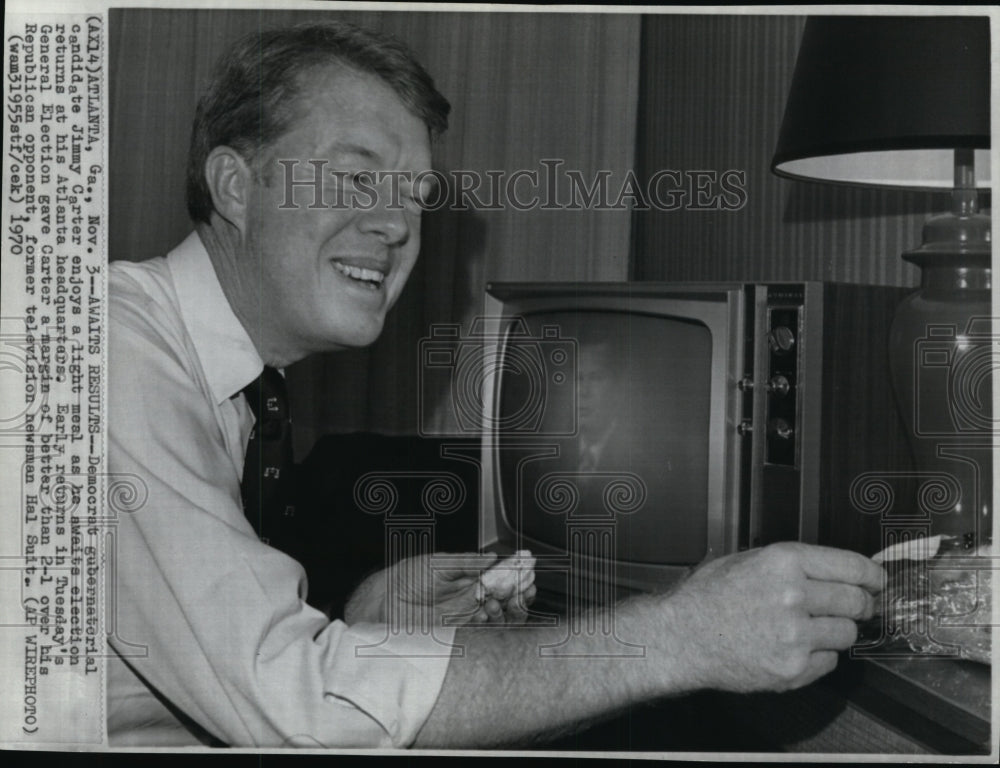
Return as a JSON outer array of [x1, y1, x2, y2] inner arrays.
[[241, 367, 302, 558]]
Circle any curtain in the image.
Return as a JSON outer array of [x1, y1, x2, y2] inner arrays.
[[631, 14, 948, 286]]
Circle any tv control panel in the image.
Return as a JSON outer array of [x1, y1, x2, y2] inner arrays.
[[742, 283, 815, 547], [765, 305, 800, 466]]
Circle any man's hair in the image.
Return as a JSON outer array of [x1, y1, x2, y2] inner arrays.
[[185, 21, 451, 223]]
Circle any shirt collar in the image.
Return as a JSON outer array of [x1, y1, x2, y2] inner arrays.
[[167, 231, 263, 404]]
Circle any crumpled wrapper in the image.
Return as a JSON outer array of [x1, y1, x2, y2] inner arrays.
[[864, 544, 993, 665]]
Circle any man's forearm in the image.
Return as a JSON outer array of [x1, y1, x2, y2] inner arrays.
[[414, 593, 688, 748]]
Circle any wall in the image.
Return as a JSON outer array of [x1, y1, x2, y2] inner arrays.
[[631, 14, 958, 286]]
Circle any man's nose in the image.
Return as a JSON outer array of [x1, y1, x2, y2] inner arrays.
[[356, 183, 410, 245]]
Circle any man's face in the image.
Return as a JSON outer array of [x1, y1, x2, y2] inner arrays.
[[241, 64, 433, 363], [577, 342, 621, 431]]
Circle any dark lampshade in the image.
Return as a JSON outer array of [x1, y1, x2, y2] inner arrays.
[[772, 16, 991, 190]]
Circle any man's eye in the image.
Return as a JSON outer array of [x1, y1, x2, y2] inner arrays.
[[412, 179, 439, 208], [329, 171, 374, 187]]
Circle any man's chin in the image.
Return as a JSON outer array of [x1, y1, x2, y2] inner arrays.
[[323, 322, 387, 353]]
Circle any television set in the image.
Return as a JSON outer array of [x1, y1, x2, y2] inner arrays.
[[477, 281, 914, 612]]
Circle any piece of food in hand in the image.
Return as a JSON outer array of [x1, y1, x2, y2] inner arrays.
[[871, 534, 949, 564], [476, 550, 536, 603]]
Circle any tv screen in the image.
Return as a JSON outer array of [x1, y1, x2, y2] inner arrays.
[[497, 309, 713, 565]]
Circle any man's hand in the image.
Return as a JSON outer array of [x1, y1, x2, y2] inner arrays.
[[658, 542, 885, 694], [343, 551, 537, 628]]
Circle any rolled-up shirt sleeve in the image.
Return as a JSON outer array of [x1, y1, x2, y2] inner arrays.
[[108, 270, 454, 748]]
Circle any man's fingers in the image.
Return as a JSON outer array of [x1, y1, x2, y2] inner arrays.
[[518, 568, 536, 590], [483, 597, 504, 621], [504, 603, 528, 623], [803, 581, 875, 620], [793, 544, 885, 592], [522, 583, 537, 606], [436, 552, 499, 581], [806, 616, 859, 651]]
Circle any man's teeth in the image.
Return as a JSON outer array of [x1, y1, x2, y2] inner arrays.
[[333, 262, 385, 286]]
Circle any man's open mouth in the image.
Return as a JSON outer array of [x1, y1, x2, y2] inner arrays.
[[332, 260, 386, 289]]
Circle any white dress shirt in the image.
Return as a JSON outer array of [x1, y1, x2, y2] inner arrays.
[[107, 231, 455, 747]]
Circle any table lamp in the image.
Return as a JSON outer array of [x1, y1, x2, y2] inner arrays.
[[771, 16, 993, 541]]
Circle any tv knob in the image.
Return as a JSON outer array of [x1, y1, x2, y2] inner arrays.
[[768, 326, 796, 355], [767, 375, 791, 397], [768, 418, 794, 441]]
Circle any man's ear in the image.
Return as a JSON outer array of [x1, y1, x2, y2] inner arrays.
[[204, 146, 253, 231]]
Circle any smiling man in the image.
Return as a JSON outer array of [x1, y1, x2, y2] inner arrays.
[[108, 23, 463, 747], [108, 21, 886, 749]]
